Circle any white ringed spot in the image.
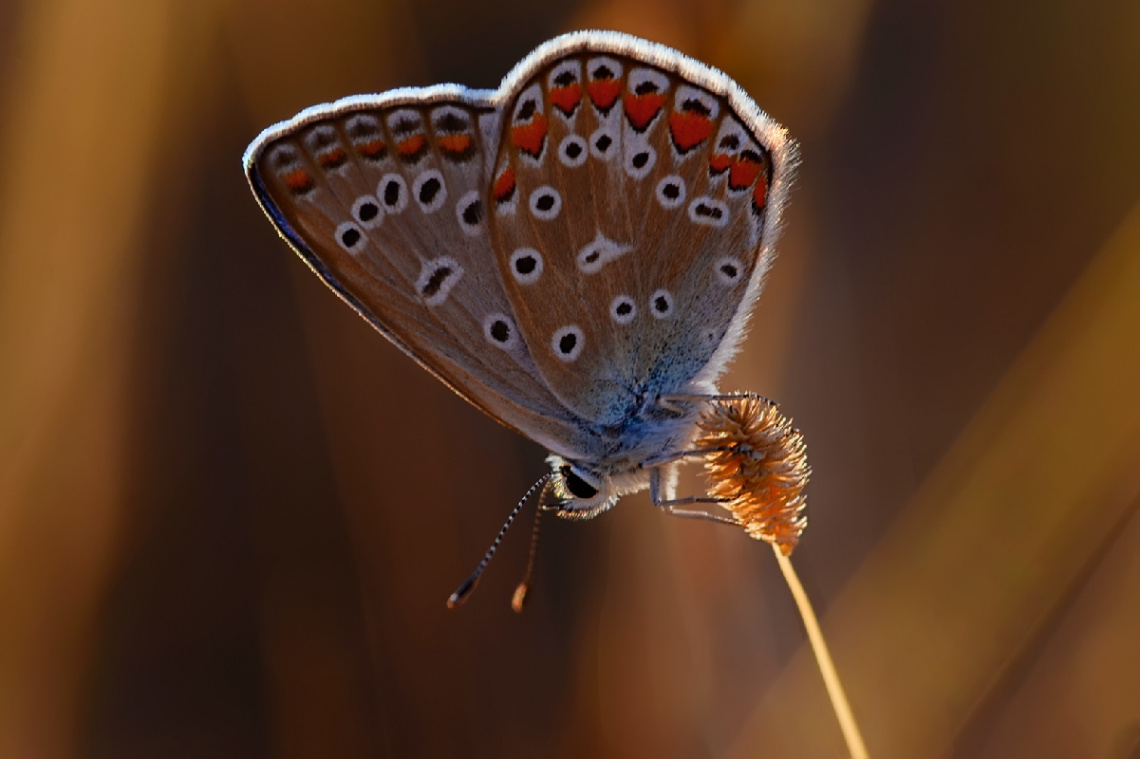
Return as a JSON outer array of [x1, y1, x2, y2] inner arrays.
[[351, 195, 382, 228], [655, 175, 686, 209], [610, 295, 637, 324], [529, 186, 562, 220], [455, 190, 483, 235], [416, 256, 463, 306], [649, 289, 674, 319], [558, 135, 588, 167], [378, 174, 408, 214], [412, 169, 447, 213], [335, 221, 365, 254], [551, 325, 584, 362], [624, 145, 656, 180], [483, 313, 519, 350], [589, 127, 618, 160], [715, 256, 744, 286], [688, 196, 729, 227], [510, 247, 544, 284]]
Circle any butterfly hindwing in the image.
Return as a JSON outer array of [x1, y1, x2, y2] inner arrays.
[[487, 37, 787, 427]]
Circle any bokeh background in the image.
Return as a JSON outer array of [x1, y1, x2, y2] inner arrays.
[[2, 0, 1139, 756]]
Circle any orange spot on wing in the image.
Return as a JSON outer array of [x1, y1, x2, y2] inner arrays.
[[510, 113, 548, 157], [753, 175, 768, 209], [549, 84, 582, 114], [669, 112, 714, 151], [709, 154, 733, 173], [357, 139, 387, 158], [587, 79, 622, 110], [438, 134, 472, 154], [318, 148, 346, 168], [396, 134, 426, 156], [493, 167, 516, 202], [283, 168, 313, 192], [624, 93, 666, 130], [729, 158, 762, 190]]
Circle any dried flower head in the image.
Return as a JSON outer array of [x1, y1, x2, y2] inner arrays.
[[693, 395, 810, 554]]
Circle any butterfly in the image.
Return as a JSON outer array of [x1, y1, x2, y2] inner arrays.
[[243, 30, 797, 599]]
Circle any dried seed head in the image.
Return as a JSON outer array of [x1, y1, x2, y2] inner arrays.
[[693, 396, 810, 554]]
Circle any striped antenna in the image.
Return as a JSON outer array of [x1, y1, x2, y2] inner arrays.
[[511, 479, 553, 613], [447, 472, 553, 609]]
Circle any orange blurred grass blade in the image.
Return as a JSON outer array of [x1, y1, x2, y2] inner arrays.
[[0, 0, 208, 756], [726, 201, 1140, 757]]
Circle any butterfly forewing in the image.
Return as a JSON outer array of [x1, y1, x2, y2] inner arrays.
[[487, 50, 779, 427], [246, 96, 599, 459]]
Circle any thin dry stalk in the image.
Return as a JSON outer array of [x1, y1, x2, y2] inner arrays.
[[694, 395, 868, 758]]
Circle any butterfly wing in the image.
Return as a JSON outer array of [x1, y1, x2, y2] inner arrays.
[[486, 34, 794, 427], [244, 91, 599, 459], [244, 33, 793, 462]]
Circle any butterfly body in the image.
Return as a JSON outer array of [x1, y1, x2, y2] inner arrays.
[[245, 31, 794, 517]]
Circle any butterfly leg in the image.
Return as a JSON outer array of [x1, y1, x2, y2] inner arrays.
[[641, 446, 734, 468], [648, 467, 741, 526], [658, 391, 776, 412]]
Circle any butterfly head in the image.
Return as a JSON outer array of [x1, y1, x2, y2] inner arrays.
[[546, 457, 619, 519]]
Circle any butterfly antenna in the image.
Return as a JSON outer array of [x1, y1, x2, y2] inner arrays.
[[447, 472, 553, 609], [511, 479, 552, 613]]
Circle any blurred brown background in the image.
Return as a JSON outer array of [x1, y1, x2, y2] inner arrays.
[[2, 0, 1139, 756]]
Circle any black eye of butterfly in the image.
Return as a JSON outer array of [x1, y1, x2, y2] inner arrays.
[[563, 469, 598, 499]]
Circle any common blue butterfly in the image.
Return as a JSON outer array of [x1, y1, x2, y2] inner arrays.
[[243, 30, 800, 601]]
